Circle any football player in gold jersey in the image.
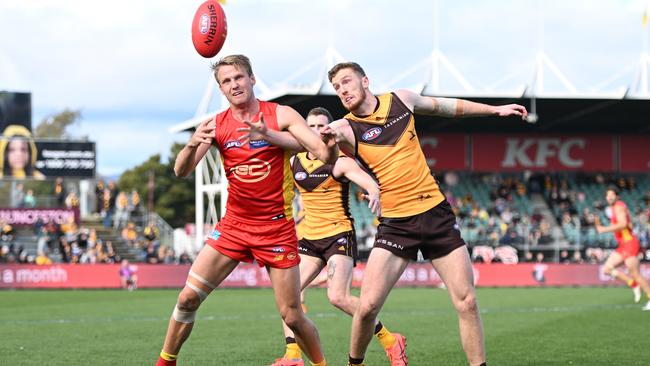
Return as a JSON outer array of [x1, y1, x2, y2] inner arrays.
[[271, 108, 406, 366]]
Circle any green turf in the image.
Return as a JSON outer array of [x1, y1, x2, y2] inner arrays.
[[0, 287, 648, 365]]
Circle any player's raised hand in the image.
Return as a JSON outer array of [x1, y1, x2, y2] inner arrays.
[[363, 189, 381, 217], [320, 125, 339, 148], [493, 104, 528, 120], [236, 112, 268, 145], [188, 117, 216, 148]]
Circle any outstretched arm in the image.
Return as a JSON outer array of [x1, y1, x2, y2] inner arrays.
[[174, 117, 215, 177], [238, 106, 338, 164], [395, 89, 527, 119], [332, 157, 381, 217]]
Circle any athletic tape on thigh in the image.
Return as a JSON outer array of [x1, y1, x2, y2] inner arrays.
[[172, 304, 196, 323], [186, 281, 209, 303], [189, 270, 217, 290]]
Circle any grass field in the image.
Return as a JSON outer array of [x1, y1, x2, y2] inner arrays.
[[1, 287, 648, 365]]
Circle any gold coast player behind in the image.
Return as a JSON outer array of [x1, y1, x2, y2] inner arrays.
[[596, 186, 650, 310]]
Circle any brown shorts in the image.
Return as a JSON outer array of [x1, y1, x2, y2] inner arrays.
[[374, 200, 466, 261], [298, 230, 357, 265]]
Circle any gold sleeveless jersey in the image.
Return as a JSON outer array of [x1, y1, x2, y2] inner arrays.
[[292, 152, 354, 240], [345, 92, 444, 218]]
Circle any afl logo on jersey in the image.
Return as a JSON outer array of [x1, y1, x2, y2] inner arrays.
[[362, 127, 382, 141], [230, 158, 271, 183], [294, 172, 307, 181]]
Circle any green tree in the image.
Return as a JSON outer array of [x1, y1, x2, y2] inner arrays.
[[33, 108, 82, 139], [118, 143, 195, 227]]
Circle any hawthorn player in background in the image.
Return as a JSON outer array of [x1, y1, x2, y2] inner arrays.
[[270, 107, 407, 366], [154, 55, 338, 366], [596, 186, 650, 310], [324, 62, 527, 366]]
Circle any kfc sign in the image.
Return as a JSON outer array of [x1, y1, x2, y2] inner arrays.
[[472, 135, 615, 171], [419, 133, 466, 170], [619, 135, 650, 172]]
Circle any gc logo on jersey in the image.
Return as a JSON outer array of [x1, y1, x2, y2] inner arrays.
[[229, 158, 271, 183], [361, 127, 383, 141], [294, 172, 307, 181]]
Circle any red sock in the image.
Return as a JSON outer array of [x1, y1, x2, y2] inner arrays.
[[630, 280, 638, 288], [156, 357, 176, 366]]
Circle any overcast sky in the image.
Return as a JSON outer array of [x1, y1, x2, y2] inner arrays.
[[1, 0, 648, 176]]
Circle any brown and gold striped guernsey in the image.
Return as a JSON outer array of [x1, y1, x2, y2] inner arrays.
[[291, 152, 354, 240], [345, 92, 444, 218]]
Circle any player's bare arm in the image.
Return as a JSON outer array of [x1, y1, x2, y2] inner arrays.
[[236, 112, 306, 152], [595, 205, 628, 233], [322, 118, 356, 156], [332, 156, 381, 217], [278, 105, 339, 164], [174, 117, 215, 177], [395, 89, 528, 119]]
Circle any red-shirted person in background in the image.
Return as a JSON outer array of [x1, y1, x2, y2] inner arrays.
[[155, 55, 338, 366], [596, 186, 650, 310]]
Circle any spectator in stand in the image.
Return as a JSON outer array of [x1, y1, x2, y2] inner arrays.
[[77, 228, 89, 251], [559, 250, 571, 264], [580, 207, 596, 228], [121, 222, 138, 247], [157, 245, 171, 263], [144, 242, 159, 264], [95, 180, 105, 214], [35, 250, 53, 265], [572, 250, 584, 264], [107, 181, 118, 208], [143, 223, 159, 246], [1, 220, 15, 246], [163, 248, 176, 264], [178, 252, 192, 265], [119, 259, 138, 291], [101, 187, 113, 228], [11, 183, 25, 207], [54, 177, 66, 207], [536, 252, 545, 263], [23, 189, 36, 208], [105, 241, 120, 263], [113, 191, 129, 229], [129, 189, 142, 216], [65, 191, 80, 210]]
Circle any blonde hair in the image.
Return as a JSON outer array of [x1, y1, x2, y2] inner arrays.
[[211, 54, 253, 84]]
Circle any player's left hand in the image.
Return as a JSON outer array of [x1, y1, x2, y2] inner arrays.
[[493, 104, 528, 120], [363, 189, 381, 217], [237, 112, 268, 145]]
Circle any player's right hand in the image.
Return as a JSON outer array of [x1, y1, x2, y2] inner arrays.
[[363, 189, 381, 217], [188, 117, 216, 148]]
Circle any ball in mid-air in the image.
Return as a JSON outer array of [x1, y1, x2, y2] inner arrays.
[[191, 0, 227, 58]]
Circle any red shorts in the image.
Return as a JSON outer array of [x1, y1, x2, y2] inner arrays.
[[206, 215, 300, 269], [615, 238, 640, 259]]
